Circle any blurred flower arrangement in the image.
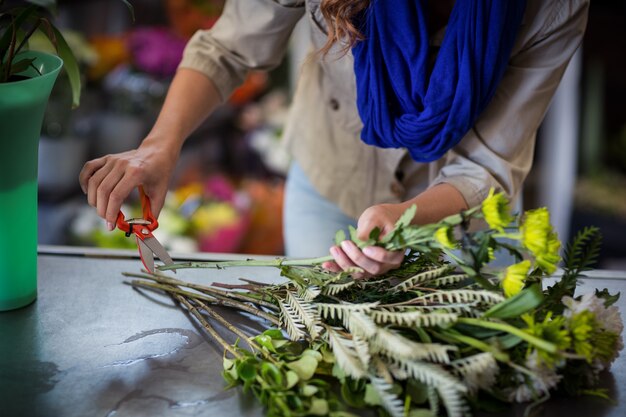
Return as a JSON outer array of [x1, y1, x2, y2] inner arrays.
[[71, 174, 286, 255], [71, 175, 247, 252]]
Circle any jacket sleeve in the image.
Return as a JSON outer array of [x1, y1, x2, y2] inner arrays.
[[429, 0, 590, 208], [178, 0, 305, 101]]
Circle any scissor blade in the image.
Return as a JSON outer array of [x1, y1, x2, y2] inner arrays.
[[141, 236, 175, 269], [137, 237, 155, 273]]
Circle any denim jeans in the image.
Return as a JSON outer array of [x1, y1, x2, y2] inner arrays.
[[283, 162, 357, 258]]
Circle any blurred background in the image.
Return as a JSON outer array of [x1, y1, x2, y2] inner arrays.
[[33, 0, 625, 269]]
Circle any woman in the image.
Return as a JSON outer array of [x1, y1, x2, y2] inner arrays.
[[79, 0, 589, 277]]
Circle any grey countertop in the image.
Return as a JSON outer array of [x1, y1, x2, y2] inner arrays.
[[1, 246, 625, 417]]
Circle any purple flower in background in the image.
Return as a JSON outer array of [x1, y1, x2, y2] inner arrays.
[[127, 27, 186, 78]]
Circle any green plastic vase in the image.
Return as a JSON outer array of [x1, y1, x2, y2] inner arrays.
[[0, 51, 63, 311]]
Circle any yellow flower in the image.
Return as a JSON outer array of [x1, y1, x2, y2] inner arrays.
[[501, 260, 531, 298], [434, 226, 457, 249], [520, 208, 561, 274], [481, 188, 513, 232], [569, 311, 595, 362]]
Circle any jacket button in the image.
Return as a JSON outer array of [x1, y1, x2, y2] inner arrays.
[[329, 98, 340, 111], [390, 182, 404, 197]]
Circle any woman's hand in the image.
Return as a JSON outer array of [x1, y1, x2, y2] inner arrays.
[[78, 138, 179, 231], [323, 203, 408, 278]]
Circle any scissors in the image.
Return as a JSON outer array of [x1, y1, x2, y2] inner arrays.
[[116, 186, 174, 273]]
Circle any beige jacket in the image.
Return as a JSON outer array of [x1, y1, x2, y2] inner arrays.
[[179, 0, 589, 219]]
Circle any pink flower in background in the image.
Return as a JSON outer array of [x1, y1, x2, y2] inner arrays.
[[204, 174, 236, 202], [127, 27, 186, 77]]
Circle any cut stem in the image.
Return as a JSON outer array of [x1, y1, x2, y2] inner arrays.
[[129, 280, 280, 326], [174, 293, 241, 358], [158, 255, 334, 272]]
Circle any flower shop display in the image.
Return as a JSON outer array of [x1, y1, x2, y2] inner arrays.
[[124, 190, 622, 417]]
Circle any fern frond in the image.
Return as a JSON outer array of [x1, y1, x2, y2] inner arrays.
[[353, 334, 372, 367], [412, 290, 504, 306], [322, 279, 356, 296], [564, 226, 602, 274], [451, 352, 499, 394], [277, 297, 307, 341], [545, 227, 602, 313], [392, 265, 455, 292], [428, 386, 440, 416], [326, 327, 367, 379], [298, 285, 321, 301], [372, 328, 456, 363], [370, 309, 459, 327], [381, 303, 480, 316], [347, 312, 379, 338], [389, 358, 467, 417], [317, 302, 380, 327], [429, 274, 469, 287], [285, 290, 322, 339], [369, 376, 405, 417]]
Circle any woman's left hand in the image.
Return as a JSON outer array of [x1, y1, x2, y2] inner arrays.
[[322, 203, 408, 279]]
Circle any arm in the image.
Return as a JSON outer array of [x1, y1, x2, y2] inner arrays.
[[79, 0, 305, 229], [328, 0, 590, 276], [79, 69, 221, 229]]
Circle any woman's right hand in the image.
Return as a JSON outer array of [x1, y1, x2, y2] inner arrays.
[[78, 138, 179, 231]]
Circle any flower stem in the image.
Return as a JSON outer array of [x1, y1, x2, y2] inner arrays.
[[124, 271, 278, 311], [158, 255, 334, 272], [175, 293, 241, 358], [129, 279, 280, 326]]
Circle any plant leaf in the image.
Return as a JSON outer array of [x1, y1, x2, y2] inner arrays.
[[482, 284, 543, 319], [335, 229, 346, 246], [49, 25, 80, 107]]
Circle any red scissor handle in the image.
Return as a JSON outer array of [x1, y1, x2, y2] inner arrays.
[[115, 186, 158, 238]]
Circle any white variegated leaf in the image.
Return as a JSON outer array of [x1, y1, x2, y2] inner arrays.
[[326, 327, 366, 379], [369, 376, 405, 417], [286, 290, 322, 339]]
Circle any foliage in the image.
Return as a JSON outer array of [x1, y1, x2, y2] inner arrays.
[[126, 190, 623, 417], [0, 0, 133, 106]]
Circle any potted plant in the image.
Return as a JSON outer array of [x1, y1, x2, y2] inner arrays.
[[0, 0, 131, 311]]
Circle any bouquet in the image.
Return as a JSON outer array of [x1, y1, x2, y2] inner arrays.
[[126, 190, 623, 417]]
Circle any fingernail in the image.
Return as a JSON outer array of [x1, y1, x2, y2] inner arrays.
[[106, 221, 114, 231], [362, 246, 375, 257], [340, 241, 351, 250]]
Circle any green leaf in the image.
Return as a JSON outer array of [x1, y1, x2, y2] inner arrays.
[[595, 288, 620, 307], [223, 357, 234, 370], [253, 334, 277, 353], [308, 398, 329, 416], [285, 370, 299, 389], [369, 227, 381, 241], [408, 409, 436, 417], [406, 380, 429, 405], [48, 25, 80, 107], [301, 384, 319, 396], [236, 360, 256, 382], [287, 355, 318, 380], [302, 349, 323, 362], [118, 0, 135, 22], [260, 362, 283, 387], [9, 57, 35, 74], [0, 6, 38, 62], [482, 284, 543, 319], [335, 229, 346, 246], [24, 0, 56, 8], [263, 328, 285, 340], [364, 383, 381, 406], [396, 205, 417, 229]]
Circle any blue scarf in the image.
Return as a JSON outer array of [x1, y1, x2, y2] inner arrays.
[[352, 0, 527, 162]]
